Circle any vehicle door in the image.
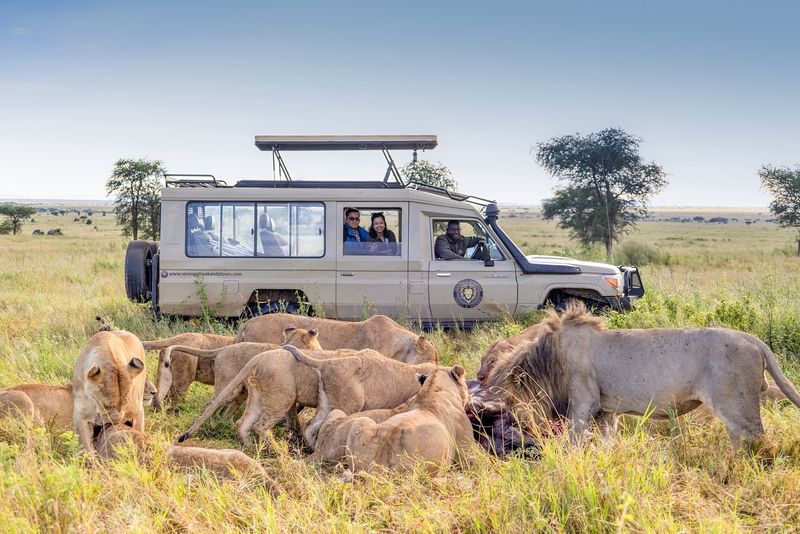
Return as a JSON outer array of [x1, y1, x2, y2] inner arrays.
[[336, 203, 409, 319], [428, 218, 518, 323]]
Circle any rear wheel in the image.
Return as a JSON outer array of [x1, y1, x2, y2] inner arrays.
[[246, 300, 300, 318], [125, 240, 153, 303]]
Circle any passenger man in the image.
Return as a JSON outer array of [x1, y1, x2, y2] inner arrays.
[[435, 220, 483, 260], [343, 207, 369, 254]]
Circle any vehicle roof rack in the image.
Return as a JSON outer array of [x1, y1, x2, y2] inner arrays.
[[165, 174, 228, 188], [254, 135, 437, 185], [406, 181, 495, 208], [254, 135, 437, 152]]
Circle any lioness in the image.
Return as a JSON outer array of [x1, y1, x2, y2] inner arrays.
[[284, 345, 438, 446], [94, 425, 280, 495], [327, 366, 473, 473], [0, 380, 159, 431], [236, 313, 438, 364], [486, 302, 800, 451], [477, 323, 547, 385], [161, 327, 322, 415], [178, 347, 383, 446], [142, 332, 235, 409], [72, 329, 147, 453]]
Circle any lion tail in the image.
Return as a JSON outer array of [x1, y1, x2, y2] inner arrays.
[[177, 356, 260, 443], [142, 338, 180, 351], [283, 344, 323, 368], [163, 345, 219, 361], [757, 337, 800, 409]]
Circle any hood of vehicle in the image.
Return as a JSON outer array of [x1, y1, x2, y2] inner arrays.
[[524, 255, 620, 275]]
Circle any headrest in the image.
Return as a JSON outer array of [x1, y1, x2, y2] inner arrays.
[[188, 214, 203, 230], [204, 215, 215, 231], [259, 213, 274, 231]]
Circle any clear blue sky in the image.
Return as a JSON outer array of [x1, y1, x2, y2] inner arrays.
[[1, 0, 798, 206]]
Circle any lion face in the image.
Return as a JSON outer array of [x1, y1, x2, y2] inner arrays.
[[283, 326, 322, 350], [412, 335, 439, 364], [85, 358, 145, 424], [477, 340, 514, 384]]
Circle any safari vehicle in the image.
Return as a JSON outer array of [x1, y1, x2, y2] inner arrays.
[[124, 135, 644, 326]]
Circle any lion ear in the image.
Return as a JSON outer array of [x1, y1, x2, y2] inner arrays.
[[127, 358, 145, 377], [415, 336, 429, 349], [416, 373, 428, 386], [450, 365, 465, 380], [87, 364, 101, 380], [282, 325, 297, 342], [308, 328, 318, 338]]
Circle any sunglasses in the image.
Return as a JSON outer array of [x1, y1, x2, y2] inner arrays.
[[348, 216, 360, 221]]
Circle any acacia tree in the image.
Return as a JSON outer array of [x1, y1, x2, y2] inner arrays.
[[106, 159, 165, 240], [401, 160, 458, 191], [759, 164, 800, 256], [0, 204, 36, 235], [536, 128, 667, 261]]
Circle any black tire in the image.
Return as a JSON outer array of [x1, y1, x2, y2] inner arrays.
[[146, 241, 159, 257], [247, 300, 300, 318], [125, 240, 153, 303]]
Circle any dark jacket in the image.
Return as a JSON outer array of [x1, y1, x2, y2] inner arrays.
[[369, 229, 398, 255], [434, 233, 482, 260], [343, 224, 370, 255]]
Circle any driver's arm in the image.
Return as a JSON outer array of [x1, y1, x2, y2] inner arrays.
[[435, 235, 467, 260]]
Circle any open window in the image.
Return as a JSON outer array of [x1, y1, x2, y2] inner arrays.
[[342, 207, 403, 256], [432, 219, 505, 261]]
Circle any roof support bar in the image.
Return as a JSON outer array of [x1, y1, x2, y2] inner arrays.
[[272, 149, 292, 181], [381, 147, 405, 186]]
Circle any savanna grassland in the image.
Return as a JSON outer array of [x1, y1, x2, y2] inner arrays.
[[1, 205, 800, 533]]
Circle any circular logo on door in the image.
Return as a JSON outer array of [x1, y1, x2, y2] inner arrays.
[[453, 279, 483, 308]]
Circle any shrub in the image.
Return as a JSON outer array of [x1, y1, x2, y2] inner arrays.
[[617, 241, 672, 266]]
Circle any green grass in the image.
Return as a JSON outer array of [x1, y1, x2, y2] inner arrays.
[[1, 206, 800, 531]]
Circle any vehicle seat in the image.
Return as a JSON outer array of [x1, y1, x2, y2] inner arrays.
[[188, 213, 216, 256], [258, 213, 285, 256]]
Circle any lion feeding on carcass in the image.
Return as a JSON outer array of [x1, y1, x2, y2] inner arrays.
[[486, 302, 800, 451]]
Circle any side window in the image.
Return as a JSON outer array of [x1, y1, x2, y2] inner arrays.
[[342, 207, 402, 256], [221, 204, 255, 257], [186, 202, 222, 257], [432, 219, 504, 260], [257, 202, 324, 257], [186, 201, 324, 258]]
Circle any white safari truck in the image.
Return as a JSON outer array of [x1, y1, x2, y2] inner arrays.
[[124, 135, 643, 326]]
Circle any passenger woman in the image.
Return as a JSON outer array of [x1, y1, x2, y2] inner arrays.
[[368, 212, 398, 255]]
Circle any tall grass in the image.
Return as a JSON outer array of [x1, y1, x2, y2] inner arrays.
[[1, 208, 800, 531]]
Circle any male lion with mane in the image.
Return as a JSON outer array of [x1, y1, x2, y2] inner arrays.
[[486, 301, 800, 451]]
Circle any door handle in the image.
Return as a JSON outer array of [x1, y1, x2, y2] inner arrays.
[[340, 272, 354, 277], [436, 272, 451, 277]]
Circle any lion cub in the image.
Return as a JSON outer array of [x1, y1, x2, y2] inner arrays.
[[314, 366, 473, 473], [94, 425, 280, 496], [72, 330, 147, 453], [159, 326, 321, 414], [283, 345, 438, 447], [178, 347, 375, 446], [142, 332, 235, 409]]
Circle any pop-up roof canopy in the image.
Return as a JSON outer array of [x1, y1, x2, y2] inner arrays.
[[254, 135, 437, 152], [253, 135, 438, 184]]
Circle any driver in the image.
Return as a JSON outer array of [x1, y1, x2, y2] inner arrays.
[[435, 220, 483, 260]]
